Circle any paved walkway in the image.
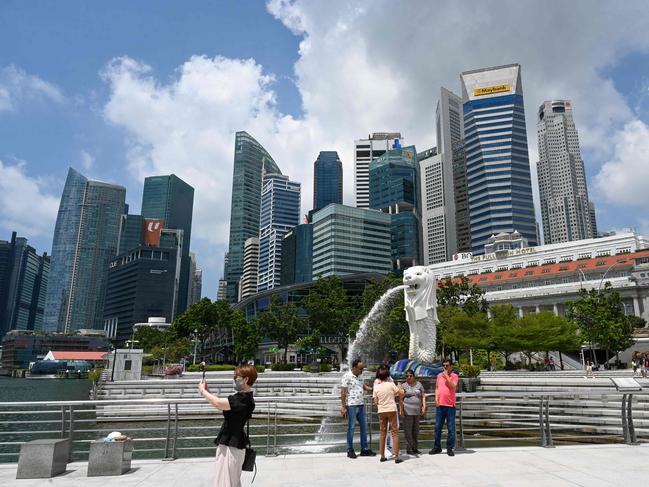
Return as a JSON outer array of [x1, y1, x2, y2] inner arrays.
[[2, 444, 648, 486]]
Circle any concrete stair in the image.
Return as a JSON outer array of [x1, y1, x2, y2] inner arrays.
[[466, 371, 649, 440]]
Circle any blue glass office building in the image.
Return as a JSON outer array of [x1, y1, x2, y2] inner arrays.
[[225, 132, 282, 302], [257, 174, 301, 292], [44, 168, 126, 333], [369, 146, 422, 270], [461, 64, 538, 254], [280, 224, 313, 286], [141, 174, 194, 314], [313, 151, 342, 212]]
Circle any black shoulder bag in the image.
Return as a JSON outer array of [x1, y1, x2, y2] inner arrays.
[[241, 417, 257, 482]]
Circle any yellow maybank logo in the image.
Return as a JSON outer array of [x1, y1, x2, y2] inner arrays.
[[474, 84, 510, 96]]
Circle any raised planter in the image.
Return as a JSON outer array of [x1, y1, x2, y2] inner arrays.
[[16, 438, 70, 479], [460, 377, 480, 393], [87, 439, 134, 477]]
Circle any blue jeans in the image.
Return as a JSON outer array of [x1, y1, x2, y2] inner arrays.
[[434, 406, 456, 450], [346, 404, 369, 451]]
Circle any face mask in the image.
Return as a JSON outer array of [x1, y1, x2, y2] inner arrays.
[[234, 377, 245, 391]]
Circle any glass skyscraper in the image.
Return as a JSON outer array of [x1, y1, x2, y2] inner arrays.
[[369, 146, 422, 270], [461, 64, 538, 254], [224, 131, 282, 302], [312, 204, 392, 277], [44, 168, 126, 333], [313, 151, 342, 212], [257, 173, 301, 292], [141, 174, 194, 314], [0, 232, 49, 337], [280, 223, 313, 286]]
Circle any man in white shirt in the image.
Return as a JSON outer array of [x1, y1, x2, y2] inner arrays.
[[341, 358, 376, 459]]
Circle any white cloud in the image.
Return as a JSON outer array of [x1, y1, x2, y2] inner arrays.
[[0, 65, 64, 112], [101, 1, 649, 294], [0, 160, 60, 238], [595, 120, 649, 206], [80, 150, 94, 170]]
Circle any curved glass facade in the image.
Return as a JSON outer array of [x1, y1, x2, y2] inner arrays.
[[224, 132, 281, 302]]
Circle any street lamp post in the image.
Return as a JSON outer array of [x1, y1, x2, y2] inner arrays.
[[193, 329, 198, 365], [598, 263, 620, 290]]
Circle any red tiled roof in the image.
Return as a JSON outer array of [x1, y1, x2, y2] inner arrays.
[[50, 351, 107, 361], [443, 249, 649, 286]]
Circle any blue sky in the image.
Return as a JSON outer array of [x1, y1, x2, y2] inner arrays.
[[1, 1, 649, 298]]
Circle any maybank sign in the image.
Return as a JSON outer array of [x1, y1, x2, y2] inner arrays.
[[474, 84, 510, 97]]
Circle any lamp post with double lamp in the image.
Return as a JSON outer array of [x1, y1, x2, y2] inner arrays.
[[599, 262, 622, 290], [193, 329, 198, 365]]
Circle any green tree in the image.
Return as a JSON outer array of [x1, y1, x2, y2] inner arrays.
[[257, 295, 306, 363], [442, 310, 491, 351], [489, 304, 519, 364], [567, 283, 634, 364], [231, 310, 260, 362], [512, 312, 581, 367], [302, 275, 356, 355], [131, 326, 166, 353], [151, 337, 191, 364], [436, 276, 489, 359]]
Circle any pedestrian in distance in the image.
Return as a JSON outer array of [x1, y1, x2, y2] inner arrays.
[[430, 358, 459, 457], [341, 358, 376, 459], [373, 365, 404, 463], [585, 360, 594, 378], [198, 363, 256, 487], [399, 369, 426, 455]]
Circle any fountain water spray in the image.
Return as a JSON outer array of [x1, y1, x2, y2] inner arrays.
[[346, 285, 407, 365]]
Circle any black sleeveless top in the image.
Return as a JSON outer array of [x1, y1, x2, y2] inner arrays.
[[214, 391, 255, 449]]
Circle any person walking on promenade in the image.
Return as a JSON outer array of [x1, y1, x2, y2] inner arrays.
[[341, 359, 376, 459], [198, 364, 256, 487], [585, 360, 594, 378], [430, 358, 459, 457], [373, 365, 404, 463], [399, 369, 426, 455]]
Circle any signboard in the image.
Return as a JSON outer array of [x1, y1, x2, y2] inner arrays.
[[610, 377, 642, 391], [474, 84, 510, 97], [142, 219, 165, 247]]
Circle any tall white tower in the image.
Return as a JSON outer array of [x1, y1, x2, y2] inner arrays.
[[537, 100, 595, 244]]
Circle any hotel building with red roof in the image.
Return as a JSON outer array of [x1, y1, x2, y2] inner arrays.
[[428, 231, 649, 321]]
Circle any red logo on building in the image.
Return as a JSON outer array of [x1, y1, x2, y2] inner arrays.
[[142, 219, 165, 247]]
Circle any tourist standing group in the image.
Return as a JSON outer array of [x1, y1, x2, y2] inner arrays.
[[341, 357, 458, 463]]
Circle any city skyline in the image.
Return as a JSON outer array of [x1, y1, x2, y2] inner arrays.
[[2, 2, 649, 297]]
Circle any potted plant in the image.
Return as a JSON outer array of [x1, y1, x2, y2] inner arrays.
[[458, 364, 481, 392]]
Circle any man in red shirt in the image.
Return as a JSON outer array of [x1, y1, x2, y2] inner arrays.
[[429, 358, 459, 456]]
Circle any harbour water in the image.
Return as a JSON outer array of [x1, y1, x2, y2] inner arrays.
[[0, 377, 91, 403]]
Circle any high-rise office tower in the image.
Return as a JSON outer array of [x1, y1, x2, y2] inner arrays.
[[369, 146, 422, 270], [280, 224, 313, 286], [44, 168, 126, 333], [452, 141, 472, 253], [312, 204, 392, 277], [141, 174, 194, 314], [354, 132, 403, 208], [224, 132, 282, 302], [116, 213, 144, 255], [589, 202, 598, 238], [104, 229, 183, 342], [313, 151, 343, 212], [537, 100, 596, 244], [461, 64, 538, 254], [257, 174, 301, 292], [188, 253, 202, 306], [216, 278, 228, 302], [419, 148, 448, 264], [0, 232, 49, 337], [239, 237, 260, 300]]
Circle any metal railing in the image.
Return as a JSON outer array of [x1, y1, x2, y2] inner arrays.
[[0, 390, 647, 463]]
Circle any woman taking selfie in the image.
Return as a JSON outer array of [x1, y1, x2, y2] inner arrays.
[[199, 364, 256, 487]]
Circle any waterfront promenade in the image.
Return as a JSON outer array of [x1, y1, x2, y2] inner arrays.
[[2, 443, 648, 486]]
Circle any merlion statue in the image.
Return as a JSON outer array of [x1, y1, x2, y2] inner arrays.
[[403, 266, 438, 363]]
